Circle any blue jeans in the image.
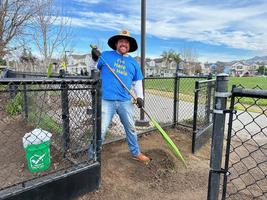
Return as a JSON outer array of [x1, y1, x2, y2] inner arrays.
[[101, 99, 140, 157]]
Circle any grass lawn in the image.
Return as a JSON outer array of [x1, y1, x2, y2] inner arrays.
[[144, 76, 267, 107], [229, 77, 267, 90], [145, 77, 206, 95], [229, 77, 267, 107]]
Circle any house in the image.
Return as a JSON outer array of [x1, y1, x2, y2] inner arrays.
[[230, 61, 260, 77], [144, 58, 156, 77], [231, 61, 250, 76], [67, 54, 95, 75], [136, 57, 165, 77]]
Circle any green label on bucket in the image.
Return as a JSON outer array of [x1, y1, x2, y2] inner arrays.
[[25, 141, 51, 173], [30, 153, 46, 168]]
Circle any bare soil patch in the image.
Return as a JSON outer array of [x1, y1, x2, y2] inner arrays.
[[0, 93, 71, 189], [1, 93, 211, 199], [78, 128, 211, 200], [0, 113, 70, 189]]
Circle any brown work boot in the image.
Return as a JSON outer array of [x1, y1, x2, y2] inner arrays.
[[132, 153, 150, 163]]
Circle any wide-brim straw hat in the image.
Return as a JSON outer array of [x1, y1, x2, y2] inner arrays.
[[108, 29, 138, 52]]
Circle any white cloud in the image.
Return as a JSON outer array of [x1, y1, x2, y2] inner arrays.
[[70, 11, 140, 33], [142, 0, 267, 51], [67, 0, 267, 57]]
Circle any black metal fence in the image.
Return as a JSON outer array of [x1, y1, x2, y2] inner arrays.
[[192, 78, 215, 153], [208, 77, 267, 200], [3, 70, 211, 144], [0, 78, 101, 199], [222, 86, 267, 200], [85, 75, 209, 143], [142, 76, 208, 127]]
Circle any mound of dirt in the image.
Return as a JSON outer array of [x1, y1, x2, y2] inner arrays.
[[78, 128, 211, 200]]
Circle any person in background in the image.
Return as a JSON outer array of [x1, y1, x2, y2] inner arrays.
[[91, 29, 150, 163]]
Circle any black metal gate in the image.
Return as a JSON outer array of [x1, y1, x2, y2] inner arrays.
[[222, 86, 267, 199], [0, 78, 102, 200], [192, 78, 215, 153]]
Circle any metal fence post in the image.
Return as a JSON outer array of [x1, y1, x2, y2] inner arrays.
[[173, 74, 178, 127], [221, 85, 236, 199], [205, 73, 213, 125], [22, 74, 28, 120], [192, 81, 200, 153], [173, 73, 180, 127], [207, 74, 229, 200], [23, 83, 28, 120], [96, 79, 102, 163], [61, 81, 70, 156], [9, 83, 18, 99]]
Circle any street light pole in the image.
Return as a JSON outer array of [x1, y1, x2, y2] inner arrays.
[[135, 0, 149, 127], [140, 0, 146, 120]]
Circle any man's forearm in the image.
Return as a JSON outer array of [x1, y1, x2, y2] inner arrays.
[[133, 80, 143, 99]]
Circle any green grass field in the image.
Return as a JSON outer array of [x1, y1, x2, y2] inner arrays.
[[144, 76, 267, 107], [229, 77, 267, 107], [145, 77, 204, 95], [229, 77, 267, 90]]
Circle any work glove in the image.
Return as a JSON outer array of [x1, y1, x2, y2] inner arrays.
[[136, 97, 144, 108], [91, 47, 101, 62]]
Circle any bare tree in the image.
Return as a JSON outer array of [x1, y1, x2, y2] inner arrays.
[[30, 0, 72, 72], [0, 0, 34, 58], [180, 47, 198, 75], [19, 48, 37, 71]]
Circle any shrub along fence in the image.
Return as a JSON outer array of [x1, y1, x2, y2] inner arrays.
[[0, 78, 101, 199]]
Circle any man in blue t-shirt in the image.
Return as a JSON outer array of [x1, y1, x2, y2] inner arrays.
[[92, 29, 150, 163]]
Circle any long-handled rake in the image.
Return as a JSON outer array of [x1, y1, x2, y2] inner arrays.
[[90, 45, 187, 168]]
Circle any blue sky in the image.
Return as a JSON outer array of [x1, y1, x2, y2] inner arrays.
[[56, 0, 267, 63]]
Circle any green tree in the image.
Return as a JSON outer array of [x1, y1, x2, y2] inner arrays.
[[257, 65, 267, 75], [161, 49, 181, 75], [0, 57, 6, 65], [161, 49, 181, 64]]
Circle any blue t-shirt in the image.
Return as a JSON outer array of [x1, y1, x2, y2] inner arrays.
[[97, 50, 143, 101]]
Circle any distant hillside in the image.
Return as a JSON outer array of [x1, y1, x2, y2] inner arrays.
[[214, 56, 267, 66], [244, 56, 267, 65]]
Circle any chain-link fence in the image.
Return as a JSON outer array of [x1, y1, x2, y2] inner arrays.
[[176, 76, 210, 127], [0, 78, 101, 198], [192, 78, 215, 153], [3, 70, 210, 143], [5, 70, 91, 79], [222, 85, 267, 200], [141, 76, 208, 125]]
